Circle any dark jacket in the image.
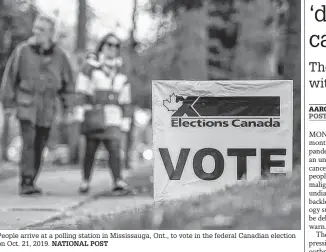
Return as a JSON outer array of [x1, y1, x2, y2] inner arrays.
[[0, 39, 75, 127]]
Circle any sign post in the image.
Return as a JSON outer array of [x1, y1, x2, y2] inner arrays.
[[152, 80, 293, 201]]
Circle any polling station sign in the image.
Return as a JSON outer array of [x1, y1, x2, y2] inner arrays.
[[152, 80, 293, 201]]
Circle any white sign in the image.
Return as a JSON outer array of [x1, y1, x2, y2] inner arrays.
[[152, 80, 293, 201]]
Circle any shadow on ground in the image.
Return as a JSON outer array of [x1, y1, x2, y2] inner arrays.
[[30, 168, 300, 230]]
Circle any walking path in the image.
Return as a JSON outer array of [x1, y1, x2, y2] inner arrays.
[[0, 162, 153, 229]]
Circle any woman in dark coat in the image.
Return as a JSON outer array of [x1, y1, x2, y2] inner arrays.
[[75, 33, 133, 194]]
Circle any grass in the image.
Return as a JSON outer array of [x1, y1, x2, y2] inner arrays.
[[35, 168, 301, 230]]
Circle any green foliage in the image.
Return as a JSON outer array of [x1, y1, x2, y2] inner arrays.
[[283, 0, 300, 164], [0, 0, 37, 78], [3, 0, 37, 50], [126, 9, 207, 109], [232, 0, 288, 78], [149, 0, 204, 15]]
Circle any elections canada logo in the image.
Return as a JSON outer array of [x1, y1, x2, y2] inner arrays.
[[163, 93, 281, 128]]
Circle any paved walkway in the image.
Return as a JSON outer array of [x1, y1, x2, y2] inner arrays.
[[0, 162, 153, 229]]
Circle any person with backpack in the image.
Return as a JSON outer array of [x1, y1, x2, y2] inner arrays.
[[75, 33, 133, 194]]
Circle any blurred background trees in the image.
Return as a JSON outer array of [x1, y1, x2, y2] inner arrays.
[[0, 0, 301, 164], [0, 0, 37, 81], [284, 0, 301, 163], [0, 0, 37, 160]]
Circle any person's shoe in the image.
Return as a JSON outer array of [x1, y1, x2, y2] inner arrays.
[[79, 181, 90, 194], [32, 185, 43, 194], [19, 177, 42, 196], [19, 185, 42, 195], [30, 180, 43, 194], [112, 179, 133, 195]]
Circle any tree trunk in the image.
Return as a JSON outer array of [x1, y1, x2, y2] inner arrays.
[[70, 0, 87, 164], [0, 0, 7, 161], [206, 0, 237, 80], [124, 0, 138, 169], [76, 0, 87, 52], [0, 0, 6, 74], [130, 0, 138, 51], [283, 0, 301, 165]]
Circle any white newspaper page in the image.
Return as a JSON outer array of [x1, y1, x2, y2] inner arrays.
[[0, 0, 303, 251], [305, 0, 326, 251]]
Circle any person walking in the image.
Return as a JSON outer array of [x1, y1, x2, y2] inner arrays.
[[75, 33, 133, 194], [0, 14, 75, 195]]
